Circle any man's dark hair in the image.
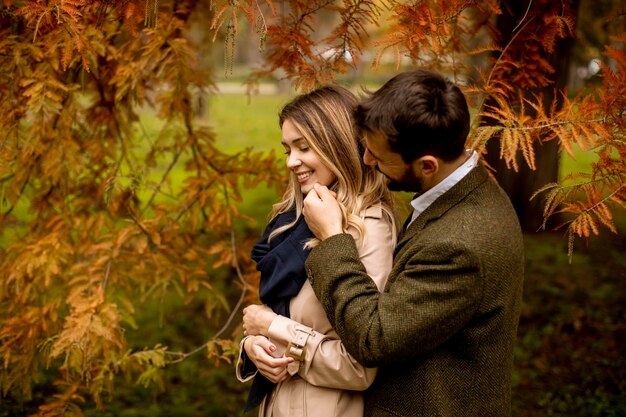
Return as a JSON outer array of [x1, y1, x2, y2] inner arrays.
[[355, 70, 470, 163]]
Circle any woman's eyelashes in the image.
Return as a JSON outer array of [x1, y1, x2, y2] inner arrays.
[[283, 146, 309, 155]]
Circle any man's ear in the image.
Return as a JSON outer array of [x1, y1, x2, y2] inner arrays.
[[413, 155, 439, 177]]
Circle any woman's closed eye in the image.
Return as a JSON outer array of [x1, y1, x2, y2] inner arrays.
[[284, 146, 309, 155]]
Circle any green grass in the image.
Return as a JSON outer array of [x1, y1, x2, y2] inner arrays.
[[207, 93, 292, 225], [208, 94, 288, 153]]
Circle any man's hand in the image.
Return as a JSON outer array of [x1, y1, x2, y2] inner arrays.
[[243, 304, 277, 337], [243, 335, 293, 383], [303, 183, 343, 240]]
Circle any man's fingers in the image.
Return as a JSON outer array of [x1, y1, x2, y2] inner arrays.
[[304, 185, 323, 203], [312, 183, 332, 200]]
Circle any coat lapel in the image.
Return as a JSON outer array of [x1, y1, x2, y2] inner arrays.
[[394, 164, 490, 257]]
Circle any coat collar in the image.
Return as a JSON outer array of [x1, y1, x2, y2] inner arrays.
[[394, 163, 490, 256]]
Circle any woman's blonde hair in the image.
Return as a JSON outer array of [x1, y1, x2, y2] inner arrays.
[[269, 85, 395, 247]]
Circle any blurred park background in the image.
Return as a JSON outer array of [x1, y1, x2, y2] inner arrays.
[[1, 0, 624, 416]]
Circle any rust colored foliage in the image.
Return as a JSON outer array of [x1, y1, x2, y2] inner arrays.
[[0, 0, 283, 414], [0, 0, 624, 414]]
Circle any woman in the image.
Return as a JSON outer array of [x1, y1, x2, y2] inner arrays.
[[236, 85, 395, 417]]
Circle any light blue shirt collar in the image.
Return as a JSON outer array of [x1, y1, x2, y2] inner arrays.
[[408, 150, 479, 225]]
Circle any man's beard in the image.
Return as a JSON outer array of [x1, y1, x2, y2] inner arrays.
[[379, 167, 423, 193], [387, 178, 422, 192]]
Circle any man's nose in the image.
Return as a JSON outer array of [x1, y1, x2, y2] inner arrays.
[[363, 148, 376, 166]]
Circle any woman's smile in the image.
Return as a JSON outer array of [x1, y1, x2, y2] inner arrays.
[[295, 170, 313, 183]]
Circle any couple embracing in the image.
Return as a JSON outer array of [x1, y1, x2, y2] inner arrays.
[[236, 70, 524, 417]]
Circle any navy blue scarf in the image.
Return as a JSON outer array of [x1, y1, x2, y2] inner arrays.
[[244, 209, 314, 412]]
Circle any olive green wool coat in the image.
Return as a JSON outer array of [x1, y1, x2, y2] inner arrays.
[[306, 164, 524, 417]]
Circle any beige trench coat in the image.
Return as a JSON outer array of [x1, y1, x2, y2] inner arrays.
[[236, 206, 394, 417]]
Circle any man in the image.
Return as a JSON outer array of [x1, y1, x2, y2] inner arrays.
[[302, 70, 524, 417]]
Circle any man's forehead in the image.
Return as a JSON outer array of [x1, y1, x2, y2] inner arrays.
[[364, 131, 391, 151]]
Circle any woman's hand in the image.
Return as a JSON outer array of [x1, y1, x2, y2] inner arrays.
[[243, 304, 277, 337], [244, 335, 293, 383]]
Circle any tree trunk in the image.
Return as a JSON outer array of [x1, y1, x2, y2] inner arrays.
[[484, 0, 581, 232]]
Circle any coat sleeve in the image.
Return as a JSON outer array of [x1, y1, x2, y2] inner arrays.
[[266, 212, 394, 390], [235, 336, 257, 382], [305, 231, 484, 368]]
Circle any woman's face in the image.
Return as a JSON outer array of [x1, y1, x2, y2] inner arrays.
[[281, 119, 336, 195]]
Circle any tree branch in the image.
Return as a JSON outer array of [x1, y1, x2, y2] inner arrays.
[[505, 116, 607, 131], [482, 11, 537, 98], [141, 144, 185, 216], [164, 227, 251, 364]]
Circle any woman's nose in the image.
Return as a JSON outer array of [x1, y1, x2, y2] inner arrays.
[[286, 152, 301, 169], [287, 153, 302, 168]]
